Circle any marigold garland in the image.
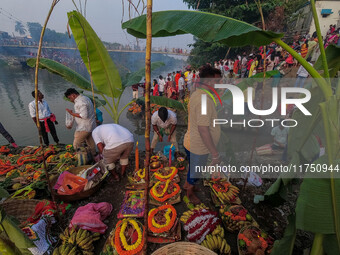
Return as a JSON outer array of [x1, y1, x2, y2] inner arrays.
[[150, 180, 180, 202], [148, 205, 177, 233], [154, 167, 177, 181], [213, 182, 230, 193], [114, 219, 144, 255], [137, 168, 145, 179]]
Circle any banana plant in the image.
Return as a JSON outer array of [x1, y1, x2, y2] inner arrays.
[[122, 4, 340, 254]]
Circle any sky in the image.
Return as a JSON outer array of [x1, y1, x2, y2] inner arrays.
[[0, 0, 194, 49]]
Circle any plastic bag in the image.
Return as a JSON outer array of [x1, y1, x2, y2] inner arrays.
[[69, 202, 112, 233], [65, 111, 74, 129], [57, 172, 88, 195]]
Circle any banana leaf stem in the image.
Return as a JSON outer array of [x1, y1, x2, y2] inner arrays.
[[310, 0, 330, 82], [310, 233, 324, 255]]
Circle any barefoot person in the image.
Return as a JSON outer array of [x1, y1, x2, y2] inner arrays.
[[183, 65, 222, 204], [64, 88, 96, 155], [92, 123, 134, 180], [29, 90, 59, 146]]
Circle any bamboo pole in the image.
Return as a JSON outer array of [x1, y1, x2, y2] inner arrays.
[[143, 0, 152, 254], [33, 0, 60, 218]]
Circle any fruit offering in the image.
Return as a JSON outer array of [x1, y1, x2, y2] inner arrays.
[[210, 180, 241, 205], [148, 204, 177, 235], [112, 218, 145, 255], [182, 204, 221, 243], [238, 226, 274, 255], [53, 226, 100, 255], [220, 205, 258, 232], [201, 232, 231, 255], [150, 179, 180, 204]]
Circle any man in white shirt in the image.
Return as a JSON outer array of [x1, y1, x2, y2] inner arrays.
[[158, 75, 166, 96], [64, 88, 96, 155], [271, 122, 289, 150], [294, 57, 313, 88], [92, 124, 134, 179], [29, 90, 59, 146], [178, 74, 185, 99], [151, 107, 178, 155]]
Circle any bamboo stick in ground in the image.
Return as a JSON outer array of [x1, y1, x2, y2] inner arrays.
[[33, 0, 61, 221], [142, 0, 153, 254]]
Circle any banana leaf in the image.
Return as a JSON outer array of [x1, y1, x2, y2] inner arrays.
[[288, 86, 325, 162], [323, 234, 340, 255], [68, 11, 122, 98], [314, 45, 340, 78], [26, 58, 100, 93], [122, 62, 165, 88], [296, 157, 340, 234], [139, 96, 186, 111], [122, 10, 283, 47], [271, 214, 296, 255]]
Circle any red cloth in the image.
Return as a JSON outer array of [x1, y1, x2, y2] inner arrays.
[[153, 84, 159, 96], [70, 202, 112, 233], [40, 113, 56, 133], [175, 73, 181, 85], [27, 200, 69, 224], [233, 60, 240, 74], [247, 59, 254, 71]]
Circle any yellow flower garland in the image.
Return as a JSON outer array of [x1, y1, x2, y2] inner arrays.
[[149, 208, 172, 229], [119, 219, 142, 251], [152, 179, 171, 198], [137, 168, 145, 179], [154, 167, 177, 180]]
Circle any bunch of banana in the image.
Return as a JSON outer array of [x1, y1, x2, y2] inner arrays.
[[180, 203, 209, 223], [221, 215, 251, 232], [218, 185, 239, 203], [53, 227, 101, 255], [201, 233, 231, 254], [211, 224, 225, 238]]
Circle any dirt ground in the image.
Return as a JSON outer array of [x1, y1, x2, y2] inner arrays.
[[53, 148, 311, 255]]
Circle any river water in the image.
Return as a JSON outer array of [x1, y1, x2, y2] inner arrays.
[[0, 65, 167, 148], [0, 64, 272, 153]]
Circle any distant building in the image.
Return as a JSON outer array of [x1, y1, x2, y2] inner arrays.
[[291, 0, 340, 38]]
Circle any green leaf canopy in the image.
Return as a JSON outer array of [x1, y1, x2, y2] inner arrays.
[[68, 11, 122, 98], [314, 45, 340, 78], [26, 58, 100, 93], [122, 10, 283, 47]]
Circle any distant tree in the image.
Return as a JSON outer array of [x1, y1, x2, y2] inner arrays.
[[27, 22, 43, 42], [15, 21, 26, 36], [27, 22, 74, 45]]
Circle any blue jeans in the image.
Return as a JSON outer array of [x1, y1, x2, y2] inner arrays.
[[294, 76, 307, 88], [185, 148, 209, 185]]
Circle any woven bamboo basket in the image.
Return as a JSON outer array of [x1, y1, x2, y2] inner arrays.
[[151, 242, 217, 255], [51, 162, 106, 202], [0, 199, 40, 225]]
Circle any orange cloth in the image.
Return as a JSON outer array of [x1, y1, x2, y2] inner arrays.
[[301, 44, 308, 58]]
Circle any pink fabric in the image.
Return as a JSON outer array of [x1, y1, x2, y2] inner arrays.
[[53, 171, 69, 190], [69, 202, 113, 233]]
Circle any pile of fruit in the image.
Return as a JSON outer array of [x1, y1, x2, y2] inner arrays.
[[201, 228, 231, 255], [210, 180, 241, 205], [128, 103, 142, 115], [220, 205, 258, 232], [53, 226, 100, 255], [238, 226, 274, 255]]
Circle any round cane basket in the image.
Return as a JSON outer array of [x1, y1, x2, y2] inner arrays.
[[151, 242, 217, 255], [51, 165, 105, 202], [0, 199, 40, 225]]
